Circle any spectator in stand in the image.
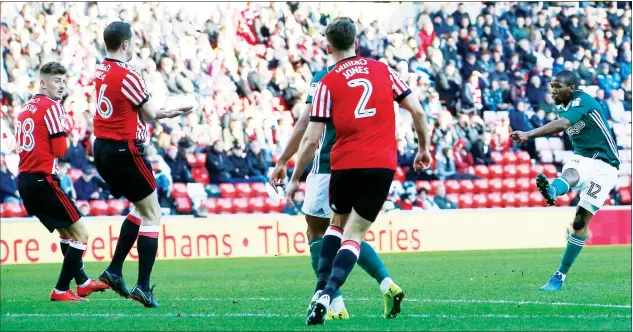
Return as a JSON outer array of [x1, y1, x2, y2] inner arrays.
[[64, 130, 88, 171], [397, 139, 416, 167], [152, 161, 173, 213], [460, 71, 486, 115], [530, 109, 547, 129], [453, 139, 475, 176], [595, 89, 612, 121], [510, 101, 534, 132], [607, 89, 627, 123], [227, 144, 252, 183], [164, 145, 193, 183], [436, 147, 459, 181], [245, 140, 271, 182], [206, 140, 233, 184], [597, 63, 622, 95], [433, 111, 459, 150], [0, 156, 20, 203], [434, 184, 458, 209], [414, 188, 440, 210], [58, 161, 76, 200], [539, 93, 558, 114], [526, 76, 547, 111], [74, 166, 102, 201], [472, 132, 495, 165]]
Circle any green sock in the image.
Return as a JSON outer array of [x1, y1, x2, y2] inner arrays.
[[309, 238, 342, 298], [551, 178, 570, 197], [558, 234, 586, 274], [357, 241, 390, 284]]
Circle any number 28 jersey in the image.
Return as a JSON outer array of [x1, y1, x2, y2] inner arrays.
[[309, 56, 411, 171], [93, 58, 150, 143]]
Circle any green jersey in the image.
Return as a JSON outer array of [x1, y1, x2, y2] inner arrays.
[[306, 65, 336, 174], [559, 89, 621, 169]]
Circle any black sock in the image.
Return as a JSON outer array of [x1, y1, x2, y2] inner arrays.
[[60, 238, 90, 285], [55, 241, 86, 291], [322, 240, 360, 300], [108, 214, 141, 275], [315, 225, 343, 292], [137, 229, 159, 291]]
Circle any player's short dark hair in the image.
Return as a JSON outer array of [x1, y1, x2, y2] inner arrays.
[[325, 17, 356, 51], [103, 21, 132, 52], [554, 70, 580, 88], [40, 62, 66, 76]]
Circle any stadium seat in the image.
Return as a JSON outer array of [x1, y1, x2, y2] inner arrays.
[[298, 181, 307, 192], [487, 192, 503, 208], [107, 199, 127, 216], [529, 192, 546, 207], [69, 168, 83, 182], [530, 164, 545, 178], [502, 178, 517, 193], [516, 151, 531, 164], [251, 182, 268, 197], [264, 198, 284, 213], [603, 196, 613, 206], [459, 180, 475, 193], [516, 164, 530, 178], [186, 153, 196, 168], [194, 153, 207, 168], [503, 164, 518, 178], [207, 184, 221, 198], [89, 200, 109, 216], [549, 137, 564, 152], [447, 194, 459, 204], [557, 193, 571, 206], [219, 183, 236, 198], [488, 179, 503, 192], [491, 151, 503, 165], [0, 203, 7, 218], [445, 180, 461, 194], [430, 180, 443, 195], [175, 197, 193, 214], [249, 197, 265, 213], [539, 150, 553, 163], [502, 152, 517, 165], [458, 193, 473, 209], [502, 192, 518, 208], [535, 137, 549, 152], [203, 198, 218, 214], [488, 165, 503, 178], [472, 194, 488, 209], [235, 183, 252, 198], [618, 188, 631, 205], [2, 202, 24, 218], [415, 181, 431, 193], [172, 182, 189, 198], [217, 198, 233, 214], [233, 198, 249, 214], [191, 167, 210, 185], [394, 167, 406, 183], [473, 165, 490, 179], [473, 179, 490, 193], [543, 164, 558, 178], [515, 192, 530, 207], [516, 178, 531, 192]]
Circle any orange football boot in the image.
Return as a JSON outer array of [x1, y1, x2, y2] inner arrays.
[[77, 279, 109, 297], [50, 289, 86, 302]]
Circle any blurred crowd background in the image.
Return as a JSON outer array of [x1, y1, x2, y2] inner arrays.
[[0, 1, 631, 216]]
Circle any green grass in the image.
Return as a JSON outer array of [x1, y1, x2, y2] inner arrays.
[[1, 246, 631, 331]]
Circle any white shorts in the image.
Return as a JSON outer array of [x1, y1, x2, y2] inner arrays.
[[301, 172, 331, 219], [563, 155, 618, 213]]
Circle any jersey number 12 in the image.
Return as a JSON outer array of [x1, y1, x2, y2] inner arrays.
[[348, 78, 376, 119]]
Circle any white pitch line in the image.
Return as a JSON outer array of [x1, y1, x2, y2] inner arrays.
[[82, 297, 632, 309], [3, 313, 631, 319]]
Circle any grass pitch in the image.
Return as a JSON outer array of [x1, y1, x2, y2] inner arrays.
[[1, 246, 631, 331]]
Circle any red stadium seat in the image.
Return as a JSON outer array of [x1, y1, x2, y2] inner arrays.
[[89, 200, 109, 216], [619, 188, 632, 205], [191, 168, 210, 185], [488, 179, 503, 192], [447, 193, 459, 204], [604, 197, 613, 206], [516, 164, 531, 178], [516, 178, 532, 192], [265, 198, 284, 213], [487, 192, 503, 208], [502, 192, 518, 208], [488, 165, 503, 179], [543, 164, 558, 178], [394, 167, 406, 183], [502, 178, 517, 193], [473, 165, 490, 179], [251, 182, 268, 197], [529, 191, 546, 207], [502, 152, 518, 165], [445, 180, 461, 194], [194, 153, 207, 168], [459, 180, 475, 193], [299, 182, 307, 192], [69, 168, 83, 182], [491, 151, 503, 165], [515, 192, 530, 207], [107, 200, 127, 216], [473, 179, 490, 194], [203, 198, 218, 214], [0, 203, 6, 218], [175, 197, 193, 214], [3, 202, 24, 218], [219, 183, 236, 198], [217, 198, 233, 214], [557, 193, 571, 206], [186, 153, 197, 168], [430, 180, 443, 195], [249, 197, 265, 213], [172, 183, 188, 198], [516, 151, 531, 164], [235, 183, 252, 198], [503, 165, 518, 178], [286, 157, 296, 169], [472, 194, 488, 209], [233, 198, 249, 214], [415, 181, 431, 193], [530, 164, 545, 178], [458, 193, 473, 209]]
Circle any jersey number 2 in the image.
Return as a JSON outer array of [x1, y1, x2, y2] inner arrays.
[[16, 119, 35, 153], [348, 78, 376, 119]]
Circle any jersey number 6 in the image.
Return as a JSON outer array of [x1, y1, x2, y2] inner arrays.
[[97, 84, 114, 119], [348, 78, 376, 119]]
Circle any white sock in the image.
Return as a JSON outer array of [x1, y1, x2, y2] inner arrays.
[[380, 277, 393, 294], [78, 279, 91, 287], [317, 294, 330, 310], [330, 296, 345, 313], [54, 289, 67, 294]]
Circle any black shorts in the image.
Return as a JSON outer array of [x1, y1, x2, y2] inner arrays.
[[18, 173, 81, 233], [94, 138, 156, 203], [329, 168, 395, 222]]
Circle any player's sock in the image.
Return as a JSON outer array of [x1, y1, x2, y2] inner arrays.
[[55, 241, 86, 292], [137, 226, 159, 291], [310, 237, 343, 299], [558, 234, 586, 274], [321, 240, 360, 299], [357, 241, 391, 285], [551, 177, 571, 197], [60, 238, 90, 285], [108, 212, 141, 275], [315, 225, 343, 292]]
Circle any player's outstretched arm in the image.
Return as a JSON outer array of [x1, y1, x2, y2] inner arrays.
[[285, 121, 325, 201], [510, 118, 571, 142], [270, 104, 311, 189], [139, 97, 193, 121], [399, 94, 432, 170]]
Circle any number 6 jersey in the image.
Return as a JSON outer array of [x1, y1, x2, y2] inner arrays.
[[309, 56, 411, 171], [17, 94, 67, 174], [93, 58, 150, 143]]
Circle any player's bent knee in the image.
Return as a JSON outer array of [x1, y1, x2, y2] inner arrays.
[[68, 220, 90, 242], [573, 205, 594, 231], [562, 168, 580, 187]]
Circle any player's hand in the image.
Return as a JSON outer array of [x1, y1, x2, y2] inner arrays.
[[413, 149, 433, 171], [510, 131, 529, 143], [269, 164, 287, 193], [172, 105, 194, 118], [284, 180, 299, 206]]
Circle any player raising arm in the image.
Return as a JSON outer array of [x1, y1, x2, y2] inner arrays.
[[17, 62, 109, 302], [283, 17, 431, 325], [93, 21, 192, 308], [511, 70, 620, 291]]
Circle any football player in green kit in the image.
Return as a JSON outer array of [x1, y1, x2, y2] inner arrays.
[[511, 70, 620, 291]]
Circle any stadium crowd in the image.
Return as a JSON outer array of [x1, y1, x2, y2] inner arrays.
[[0, 2, 631, 216]]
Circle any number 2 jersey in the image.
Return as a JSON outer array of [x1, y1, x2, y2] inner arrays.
[[17, 94, 67, 174], [309, 56, 411, 171], [93, 58, 150, 143]]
